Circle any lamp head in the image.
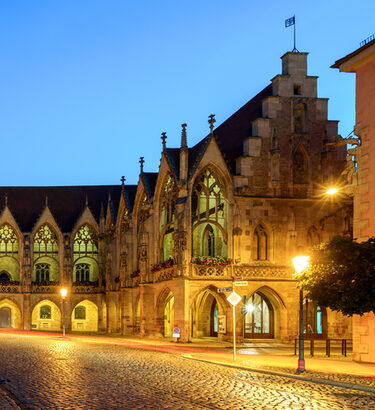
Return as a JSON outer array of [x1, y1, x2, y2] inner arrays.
[[292, 255, 310, 274], [60, 288, 68, 298], [326, 187, 338, 196]]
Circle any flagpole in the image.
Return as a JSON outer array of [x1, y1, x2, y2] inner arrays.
[[293, 15, 296, 51]]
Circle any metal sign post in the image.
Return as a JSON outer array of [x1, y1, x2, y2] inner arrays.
[[226, 291, 242, 361]]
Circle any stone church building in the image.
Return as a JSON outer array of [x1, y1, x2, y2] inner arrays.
[[0, 51, 352, 342]]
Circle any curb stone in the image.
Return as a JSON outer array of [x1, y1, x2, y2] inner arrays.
[[182, 354, 375, 395]]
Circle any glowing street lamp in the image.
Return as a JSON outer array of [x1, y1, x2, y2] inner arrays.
[[326, 187, 339, 196], [292, 255, 310, 373], [60, 288, 68, 338]]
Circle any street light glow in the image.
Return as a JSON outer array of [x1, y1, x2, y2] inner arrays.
[[245, 304, 254, 313], [326, 187, 338, 195], [292, 256, 310, 274], [60, 288, 68, 298]]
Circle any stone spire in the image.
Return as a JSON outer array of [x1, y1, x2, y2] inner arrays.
[[161, 132, 167, 151], [4, 193, 7, 207]]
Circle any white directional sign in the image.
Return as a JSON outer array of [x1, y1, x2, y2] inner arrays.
[[226, 291, 242, 307]]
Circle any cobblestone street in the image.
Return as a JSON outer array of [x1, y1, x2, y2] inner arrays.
[[0, 334, 374, 409]]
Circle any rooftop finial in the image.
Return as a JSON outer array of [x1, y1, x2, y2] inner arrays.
[[139, 157, 145, 174], [85, 194, 89, 207], [208, 114, 216, 136], [4, 194, 8, 207], [45, 195, 48, 207], [121, 176, 126, 186], [161, 132, 167, 150], [181, 123, 187, 148]]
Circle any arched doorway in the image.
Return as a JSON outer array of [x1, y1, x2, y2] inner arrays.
[[191, 288, 225, 338], [210, 299, 218, 337], [304, 299, 327, 339], [244, 292, 274, 338], [164, 294, 174, 337], [31, 300, 61, 331], [0, 307, 11, 327]]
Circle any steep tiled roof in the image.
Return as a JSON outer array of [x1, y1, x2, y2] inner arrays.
[[0, 185, 122, 233], [122, 185, 137, 212], [186, 84, 272, 175], [165, 148, 180, 178], [141, 172, 158, 198], [213, 84, 272, 172]]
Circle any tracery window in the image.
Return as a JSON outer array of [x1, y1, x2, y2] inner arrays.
[[74, 306, 86, 320], [120, 207, 131, 234], [253, 225, 268, 261], [73, 225, 98, 261], [303, 299, 327, 339], [138, 194, 150, 233], [34, 225, 58, 260], [35, 263, 50, 282], [192, 168, 227, 257], [160, 175, 177, 261], [75, 263, 90, 282], [40, 305, 51, 319], [0, 224, 18, 257]]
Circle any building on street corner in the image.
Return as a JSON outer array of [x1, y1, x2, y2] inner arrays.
[[332, 34, 375, 363], [0, 51, 352, 343]]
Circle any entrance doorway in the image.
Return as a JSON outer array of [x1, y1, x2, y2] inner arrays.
[[0, 307, 11, 328], [164, 295, 174, 337], [244, 292, 274, 338], [210, 300, 218, 337]]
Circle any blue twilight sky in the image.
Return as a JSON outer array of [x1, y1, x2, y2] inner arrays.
[[0, 1, 373, 186]]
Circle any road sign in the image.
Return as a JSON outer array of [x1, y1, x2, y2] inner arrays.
[[227, 291, 242, 307], [233, 281, 248, 286], [173, 327, 181, 338], [217, 287, 233, 293]]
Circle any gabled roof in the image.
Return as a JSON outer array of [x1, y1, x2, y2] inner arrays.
[[122, 185, 137, 212], [165, 148, 180, 178], [332, 37, 375, 69], [212, 84, 272, 172], [0, 185, 122, 233], [140, 172, 158, 198]]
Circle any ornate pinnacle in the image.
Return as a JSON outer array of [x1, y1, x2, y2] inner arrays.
[[139, 157, 145, 173], [121, 176, 126, 186], [161, 132, 167, 150], [208, 114, 216, 136], [181, 123, 187, 148]]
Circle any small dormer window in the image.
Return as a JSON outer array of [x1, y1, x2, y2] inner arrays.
[[294, 84, 302, 96]]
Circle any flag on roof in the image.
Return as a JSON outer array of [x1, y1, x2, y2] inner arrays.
[[285, 16, 295, 27]]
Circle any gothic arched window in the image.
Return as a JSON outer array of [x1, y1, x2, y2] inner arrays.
[[253, 225, 268, 261], [35, 263, 50, 282], [160, 175, 177, 261], [120, 207, 131, 234], [0, 224, 18, 257], [40, 305, 51, 319], [73, 225, 98, 261], [192, 168, 227, 257], [74, 306, 86, 320], [75, 263, 90, 282], [34, 225, 58, 260]]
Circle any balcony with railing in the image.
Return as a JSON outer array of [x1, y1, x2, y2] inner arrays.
[[0, 280, 21, 293], [31, 281, 60, 293], [190, 256, 232, 279], [72, 280, 101, 294]]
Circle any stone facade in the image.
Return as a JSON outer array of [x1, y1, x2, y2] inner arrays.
[[0, 51, 352, 342], [333, 37, 375, 362]]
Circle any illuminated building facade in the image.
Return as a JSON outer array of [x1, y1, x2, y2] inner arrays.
[[0, 52, 352, 342]]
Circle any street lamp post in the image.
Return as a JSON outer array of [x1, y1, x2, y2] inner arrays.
[[60, 288, 68, 338], [292, 255, 310, 373]]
